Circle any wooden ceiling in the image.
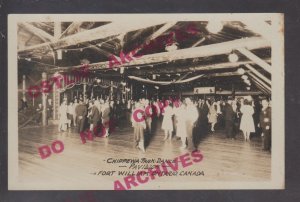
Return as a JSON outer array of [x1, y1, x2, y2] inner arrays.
[[17, 20, 272, 94]]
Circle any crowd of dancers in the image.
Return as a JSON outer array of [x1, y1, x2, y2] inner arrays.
[[128, 97, 271, 152], [53, 95, 272, 153]]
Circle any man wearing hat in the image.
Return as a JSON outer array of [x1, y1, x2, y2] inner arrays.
[[75, 99, 88, 133], [223, 99, 235, 139], [185, 97, 199, 150], [259, 99, 271, 151]]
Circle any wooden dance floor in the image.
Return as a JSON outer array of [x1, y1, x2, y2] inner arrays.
[[18, 121, 271, 189]]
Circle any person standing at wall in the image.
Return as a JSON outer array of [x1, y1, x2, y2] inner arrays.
[[259, 99, 272, 151]]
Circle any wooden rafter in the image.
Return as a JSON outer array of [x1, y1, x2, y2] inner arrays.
[[133, 22, 177, 54], [18, 20, 167, 53], [244, 64, 271, 85], [237, 47, 272, 73], [19, 22, 54, 42], [248, 72, 271, 92], [59, 22, 84, 39], [131, 59, 271, 76], [148, 22, 177, 41], [249, 78, 270, 95], [204, 70, 250, 78], [59, 36, 269, 72]]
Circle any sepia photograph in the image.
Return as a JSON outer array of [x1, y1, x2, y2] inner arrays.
[[8, 14, 284, 190]]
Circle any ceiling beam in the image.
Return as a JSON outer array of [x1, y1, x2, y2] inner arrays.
[[237, 47, 272, 73], [59, 22, 84, 39], [248, 72, 271, 92], [133, 22, 177, 54], [19, 22, 55, 42], [18, 20, 166, 53], [244, 63, 271, 85], [203, 70, 249, 78], [148, 22, 177, 41], [130, 59, 271, 76], [52, 36, 269, 72], [249, 78, 270, 95]]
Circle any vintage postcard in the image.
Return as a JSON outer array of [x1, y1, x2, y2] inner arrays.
[[8, 14, 284, 190]]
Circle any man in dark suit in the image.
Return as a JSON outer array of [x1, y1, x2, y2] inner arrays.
[[75, 99, 87, 133], [259, 99, 271, 151], [196, 99, 209, 140], [224, 99, 235, 139], [89, 101, 101, 136]]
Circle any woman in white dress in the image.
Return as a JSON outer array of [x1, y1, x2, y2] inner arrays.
[[58, 100, 68, 132], [240, 99, 255, 141], [176, 104, 188, 149], [161, 101, 174, 140], [132, 102, 146, 152], [208, 101, 218, 132]]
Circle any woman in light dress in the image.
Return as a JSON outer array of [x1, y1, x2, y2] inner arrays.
[[58, 100, 68, 132], [131, 102, 146, 152], [161, 101, 174, 140], [175, 104, 188, 149], [240, 99, 255, 141], [208, 101, 218, 132]]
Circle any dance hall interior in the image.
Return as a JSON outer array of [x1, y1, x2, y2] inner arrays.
[[16, 20, 272, 188]]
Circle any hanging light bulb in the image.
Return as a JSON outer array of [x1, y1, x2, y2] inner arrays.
[[136, 66, 140, 69], [121, 81, 126, 86], [228, 53, 239, 63], [244, 80, 251, 85], [155, 86, 159, 89], [96, 79, 101, 83], [237, 68, 245, 75], [120, 67, 124, 74], [153, 74, 156, 80], [165, 42, 178, 52], [241, 75, 248, 80], [246, 86, 251, 90], [206, 21, 223, 34], [57, 50, 62, 60]]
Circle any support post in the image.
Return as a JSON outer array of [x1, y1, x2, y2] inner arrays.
[[53, 81, 56, 120], [42, 72, 47, 126], [22, 75, 26, 100], [110, 81, 113, 100], [83, 78, 87, 102]]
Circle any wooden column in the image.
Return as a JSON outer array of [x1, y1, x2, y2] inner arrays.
[[130, 84, 133, 100], [83, 78, 87, 102], [42, 72, 47, 126], [110, 81, 113, 100], [53, 81, 56, 120], [232, 83, 235, 99], [22, 75, 26, 100]]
